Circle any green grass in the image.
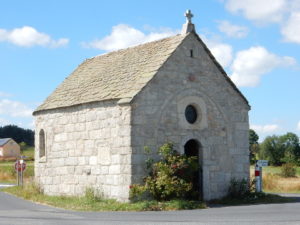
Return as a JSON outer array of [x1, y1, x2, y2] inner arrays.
[[250, 165, 300, 177], [21, 146, 34, 161], [264, 166, 300, 176], [2, 185, 206, 211]]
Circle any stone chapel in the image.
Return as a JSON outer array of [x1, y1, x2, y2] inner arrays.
[[33, 10, 250, 202]]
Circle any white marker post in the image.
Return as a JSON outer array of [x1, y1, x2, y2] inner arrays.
[[20, 159, 24, 187], [255, 160, 268, 192]]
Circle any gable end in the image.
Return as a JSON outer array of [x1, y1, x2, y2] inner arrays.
[[192, 32, 250, 109]]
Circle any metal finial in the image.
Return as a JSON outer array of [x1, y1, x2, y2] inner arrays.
[[185, 9, 193, 23]]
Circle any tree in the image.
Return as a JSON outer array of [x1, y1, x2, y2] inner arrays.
[[280, 132, 300, 165], [0, 125, 34, 146], [249, 129, 259, 164], [259, 132, 300, 166], [259, 135, 284, 166]]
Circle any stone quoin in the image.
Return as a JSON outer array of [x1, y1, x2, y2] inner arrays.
[[33, 10, 250, 202]]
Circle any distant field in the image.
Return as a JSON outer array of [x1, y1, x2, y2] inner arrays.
[[250, 165, 300, 193], [22, 146, 35, 161]]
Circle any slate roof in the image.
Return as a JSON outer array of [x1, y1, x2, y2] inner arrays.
[[34, 34, 187, 113], [34, 32, 249, 114], [0, 138, 11, 147]]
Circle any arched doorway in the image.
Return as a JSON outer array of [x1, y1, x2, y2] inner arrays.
[[184, 139, 202, 200]]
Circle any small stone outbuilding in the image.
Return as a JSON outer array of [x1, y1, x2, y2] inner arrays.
[[33, 11, 250, 201], [0, 138, 20, 158]]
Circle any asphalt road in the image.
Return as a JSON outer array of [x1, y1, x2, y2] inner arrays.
[[1, 191, 300, 225]]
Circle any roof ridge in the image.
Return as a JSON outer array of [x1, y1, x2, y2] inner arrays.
[[92, 34, 183, 60], [0, 138, 11, 147]]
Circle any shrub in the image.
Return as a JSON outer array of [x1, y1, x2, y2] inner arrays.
[[129, 184, 147, 202], [281, 163, 296, 177], [130, 143, 199, 201], [228, 178, 251, 198]]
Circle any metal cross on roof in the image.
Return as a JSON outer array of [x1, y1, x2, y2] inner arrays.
[[185, 10, 193, 23]]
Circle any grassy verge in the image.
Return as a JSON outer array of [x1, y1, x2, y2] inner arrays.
[[2, 185, 206, 211], [2, 183, 295, 211]]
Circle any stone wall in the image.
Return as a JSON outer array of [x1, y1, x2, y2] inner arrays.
[[34, 101, 132, 201], [131, 33, 250, 200]]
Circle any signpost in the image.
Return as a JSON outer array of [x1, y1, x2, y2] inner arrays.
[[15, 157, 26, 186], [255, 160, 268, 192], [256, 160, 268, 167]]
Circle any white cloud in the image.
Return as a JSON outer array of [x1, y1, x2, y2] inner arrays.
[[251, 124, 280, 133], [223, 0, 300, 44], [201, 35, 233, 68], [0, 118, 10, 126], [83, 24, 178, 51], [210, 44, 233, 68], [0, 91, 11, 97], [230, 46, 296, 87], [225, 0, 287, 24], [217, 20, 249, 38], [281, 12, 300, 44], [0, 99, 32, 117], [297, 121, 300, 130], [0, 26, 69, 47]]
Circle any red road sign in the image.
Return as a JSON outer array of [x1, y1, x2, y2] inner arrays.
[[15, 160, 26, 172]]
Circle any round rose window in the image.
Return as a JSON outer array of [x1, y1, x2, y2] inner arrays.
[[185, 105, 197, 124]]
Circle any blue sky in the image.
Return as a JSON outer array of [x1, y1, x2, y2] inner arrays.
[[0, 0, 299, 141]]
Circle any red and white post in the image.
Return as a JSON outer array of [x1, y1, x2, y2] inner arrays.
[[255, 162, 262, 192]]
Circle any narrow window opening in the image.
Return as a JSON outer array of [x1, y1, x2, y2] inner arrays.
[[39, 129, 45, 158], [190, 49, 194, 58]]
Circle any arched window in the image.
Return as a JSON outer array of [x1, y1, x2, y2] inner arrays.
[[39, 129, 46, 158]]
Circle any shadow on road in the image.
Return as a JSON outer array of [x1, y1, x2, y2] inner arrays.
[[207, 193, 300, 208], [275, 193, 300, 203]]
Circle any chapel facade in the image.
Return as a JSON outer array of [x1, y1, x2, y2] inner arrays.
[[33, 11, 250, 201]]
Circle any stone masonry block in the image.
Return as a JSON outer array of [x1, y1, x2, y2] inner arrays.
[[89, 156, 97, 165], [109, 165, 120, 175]]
